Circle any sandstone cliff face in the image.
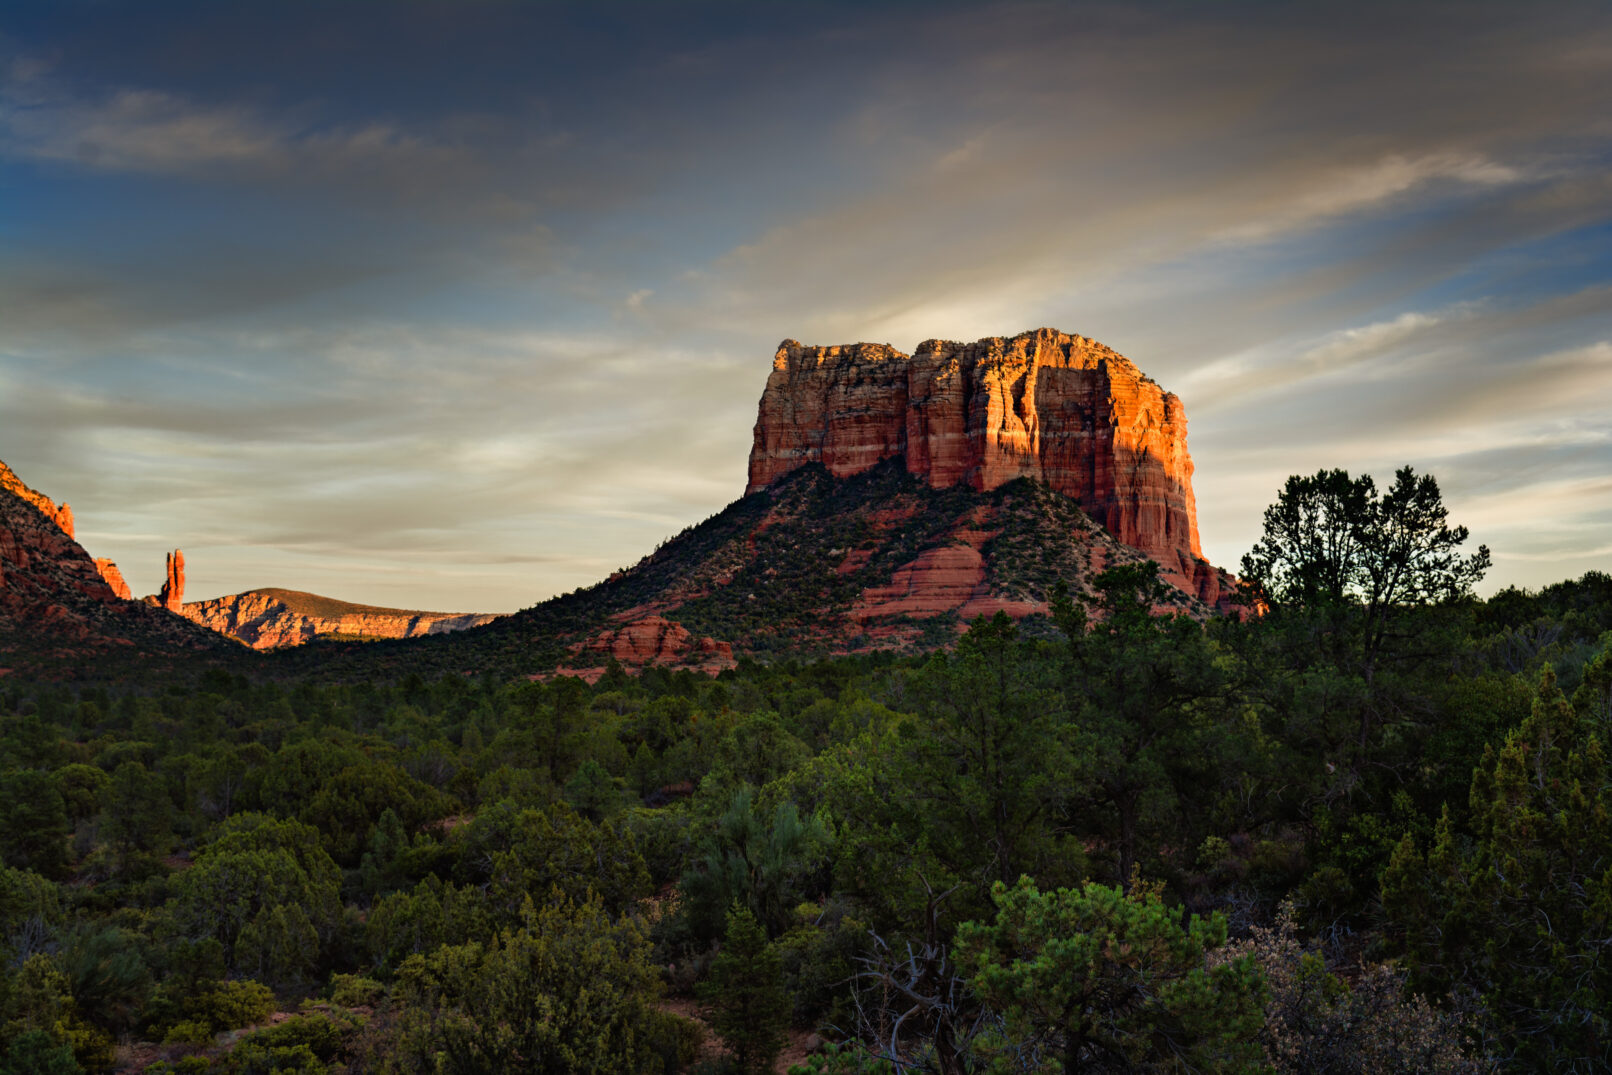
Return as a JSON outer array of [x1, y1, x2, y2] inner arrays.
[[0, 485, 122, 638], [94, 559, 133, 600], [0, 460, 76, 538], [179, 588, 502, 649], [748, 328, 1232, 608]]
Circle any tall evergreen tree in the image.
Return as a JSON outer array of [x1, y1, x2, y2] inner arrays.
[[699, 905, 790, 1075]]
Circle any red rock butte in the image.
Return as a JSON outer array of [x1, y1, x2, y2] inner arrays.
[[747, 327, 1228, 606]]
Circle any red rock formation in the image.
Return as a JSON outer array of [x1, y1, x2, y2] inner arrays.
[[0, 460, 225, 659], [179, 588, 502, 649], [853, 540, 988, 620], [748, 328, 1230, 606], [159, 550, 185, 611], [94, 559, 133, 600], [572, 615, 735, 671], [0, 488, 121, 637], [0, 460, 76, 538]]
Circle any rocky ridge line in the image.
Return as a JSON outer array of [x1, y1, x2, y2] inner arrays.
[[179, 588, 503, 650]]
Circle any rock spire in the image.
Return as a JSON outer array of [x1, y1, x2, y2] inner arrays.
[[159, 550, 185, 611]]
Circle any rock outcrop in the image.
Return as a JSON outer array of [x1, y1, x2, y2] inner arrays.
[[94, 559, 133, 600], [748, 328, 1232, 608], [179, 588, 502, 649], [0, 460, 76, 538], [0, 459, 226, 665], [557, 615, 736, 682], [0, 484, 123, 636], [0, 463, 142, 603]]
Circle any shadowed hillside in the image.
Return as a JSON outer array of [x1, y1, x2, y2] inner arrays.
[[268, 461, 1226, 682]]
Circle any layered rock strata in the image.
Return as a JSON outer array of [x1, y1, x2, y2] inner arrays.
[[179, 588, 502, 649], [748, 327, 1230, 607], [570, 612, 735, 673]]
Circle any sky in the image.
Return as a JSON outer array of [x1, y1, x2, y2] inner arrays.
[[1, 1, 1609, 612]]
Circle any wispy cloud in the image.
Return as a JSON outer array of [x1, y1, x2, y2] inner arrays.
[[0, 73, 469, 182]]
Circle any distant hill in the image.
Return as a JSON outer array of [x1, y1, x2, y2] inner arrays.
[[180, 587, 501, 649], [0, 459, 232, 677]]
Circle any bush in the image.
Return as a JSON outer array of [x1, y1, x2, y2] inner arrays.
[[327, 974, 383, 1008]]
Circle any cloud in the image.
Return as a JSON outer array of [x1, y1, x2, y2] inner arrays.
[[1216, 154, 1526, 243], [2, 1, 1610, 609], [0, 75, 472, 185]]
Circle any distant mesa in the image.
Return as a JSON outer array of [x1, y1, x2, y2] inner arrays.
[[178, 587, 502, 650], [398, 328, 1240, 683], [748, 327, 1234, 609]]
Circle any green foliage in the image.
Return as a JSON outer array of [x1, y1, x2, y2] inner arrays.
[[51, 766, 108, 825], [457, 800, 651, 924], [704, 713, 811, 797], [228, 1013, 344, 1068], [562, 758, 621, 821], [392, 894, 663, 1075], [0, 499, 1597, 1070], [0, 1030, 81, 1075], [364, 877, 490, 974], [56, 927, 150, 1036], [169, 814, 340, 978], [1241, 466, 1489, 611], [909, 613, 1077, 893], [143, 978, 275, 1043], [698, 906, 790, 1075], [1385, 665, 1612, 1069], [0, 955, 114, 1074], [954, 877, 1267, 1073], [680, 788, 830, 943], [0, 869, 61, 964], [98, 761, 172, 872], [1056, 564, 1231, 887], [326, 974, 383, 1008], [787, 1043, 895, 1074], [298, 758, 450, 867], [0, 771, 70, 880]]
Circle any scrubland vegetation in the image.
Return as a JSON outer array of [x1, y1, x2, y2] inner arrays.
[[1, 470, 1609, 1073]]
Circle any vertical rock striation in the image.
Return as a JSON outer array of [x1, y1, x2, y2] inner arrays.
[[94, 559, 133, 600], [159, 550, 185, 611], [747, 328, 1230, 607]]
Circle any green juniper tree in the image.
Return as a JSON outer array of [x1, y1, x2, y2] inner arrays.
[[954, 877, 1266, 1074], [699, 905, 791, 1075]]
